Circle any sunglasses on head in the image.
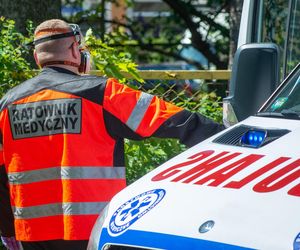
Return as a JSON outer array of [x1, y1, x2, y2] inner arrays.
[[33, 23, 83, 46]]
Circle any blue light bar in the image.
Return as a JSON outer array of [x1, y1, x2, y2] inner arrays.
[[241, 130, 266, 148]]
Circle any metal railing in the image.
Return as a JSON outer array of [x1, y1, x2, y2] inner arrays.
[[89, 69, 231, 80]]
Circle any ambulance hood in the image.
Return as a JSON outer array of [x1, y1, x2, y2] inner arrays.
[[95, 116, 300, 250]]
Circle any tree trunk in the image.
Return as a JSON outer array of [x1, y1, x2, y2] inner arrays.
[[228, 0, 243, 68], [0, 0, 61, 34]]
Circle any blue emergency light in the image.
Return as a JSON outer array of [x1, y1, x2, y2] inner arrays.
[[241, 130, 266, 148]]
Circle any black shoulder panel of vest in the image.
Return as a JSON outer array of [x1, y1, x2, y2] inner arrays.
[[51, 75, 107, 105], [0, 67, 107, 111]]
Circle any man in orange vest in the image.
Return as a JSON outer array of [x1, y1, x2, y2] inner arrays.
[[0, 19, 224, 250]]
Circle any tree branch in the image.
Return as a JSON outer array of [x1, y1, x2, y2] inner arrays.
[[163, 0, 227, 68]]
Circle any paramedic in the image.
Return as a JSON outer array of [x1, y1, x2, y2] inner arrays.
[[0, 19, 224, 250]]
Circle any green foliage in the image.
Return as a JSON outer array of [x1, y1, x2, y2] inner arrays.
[[85, 29, 144, 83], [0, 17, 33, 97], [125, 138, 186, 184], [178, 92, 223, 123]]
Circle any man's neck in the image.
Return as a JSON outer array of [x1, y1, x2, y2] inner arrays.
[[43, 65, 79, 75]]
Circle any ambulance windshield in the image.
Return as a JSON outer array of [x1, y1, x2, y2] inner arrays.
[[259, 64, 300, 119]]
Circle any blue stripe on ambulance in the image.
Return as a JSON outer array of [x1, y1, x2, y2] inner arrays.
[[99, 228, 254, 250]]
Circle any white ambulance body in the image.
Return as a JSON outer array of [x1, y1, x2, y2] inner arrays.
[[88, 0, 300, 249]]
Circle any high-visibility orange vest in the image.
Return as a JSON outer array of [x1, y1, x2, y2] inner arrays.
[[0, 67, 188, 241]]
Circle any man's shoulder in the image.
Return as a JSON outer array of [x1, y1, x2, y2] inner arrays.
[[0, 73, 109, 111], [0, 76, 39, 111]]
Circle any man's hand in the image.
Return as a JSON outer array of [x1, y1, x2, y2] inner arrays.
[[1, 236, 22, 250]]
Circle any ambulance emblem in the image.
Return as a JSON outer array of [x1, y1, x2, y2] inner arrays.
[[109, 189, 166, 235], [294, 232, 300, 250], [199, 220, 215, 233]]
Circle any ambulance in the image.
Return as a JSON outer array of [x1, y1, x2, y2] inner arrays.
[[88, 0, 300, 249]]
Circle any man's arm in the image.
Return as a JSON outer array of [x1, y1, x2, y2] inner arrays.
[[0, 129, 15, 237], [0, 164, 15, 237], [103, 78, 224, 147], [0, 139, 23, 250], [152, 109, 224, 147]]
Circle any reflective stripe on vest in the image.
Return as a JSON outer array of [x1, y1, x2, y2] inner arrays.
[[8, 166, 125, 185], [126, 92, 154, 131], [13, 201, 107, 219]]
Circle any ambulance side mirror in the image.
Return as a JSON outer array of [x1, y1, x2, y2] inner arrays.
[[223, 43, 280, 126]]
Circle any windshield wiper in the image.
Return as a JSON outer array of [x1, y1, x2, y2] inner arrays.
[[256, 112, 284, 118], [257, 109, 300, 119], [281, 109, 300, 118]]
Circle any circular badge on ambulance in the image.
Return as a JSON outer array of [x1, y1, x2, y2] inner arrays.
[[294, 232, 300, 250], [109, 189, 166, 235]]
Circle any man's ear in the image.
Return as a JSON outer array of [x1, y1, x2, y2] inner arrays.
[[71, 42, 79, 59], [33, 50, 41, 68]]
